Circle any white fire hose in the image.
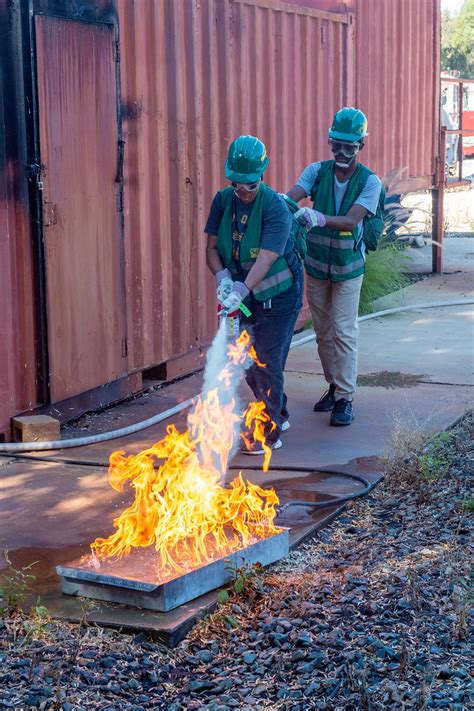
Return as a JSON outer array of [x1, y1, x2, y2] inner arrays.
[[0, 299, 472, 454]]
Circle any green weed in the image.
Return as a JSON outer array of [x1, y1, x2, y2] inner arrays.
[[417, 453, 448, 481], [198, 562, 266, 634], [18, 598, 52, 647], [225, 560, 265, 599], [417, 432, 452, 482], [359, 246, 411, 315], [0, 549, 38, 614]]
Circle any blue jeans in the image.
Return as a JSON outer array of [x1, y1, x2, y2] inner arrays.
[[241, 259, 303, 442]]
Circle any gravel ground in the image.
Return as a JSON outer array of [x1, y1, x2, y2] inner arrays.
[[1, 413, 472, 710]]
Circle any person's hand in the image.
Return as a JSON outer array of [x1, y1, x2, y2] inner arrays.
[[215, 269, 234, 304], [217, 279, 234, 304], [295, 207, 327, 230], [222, 281, 249, 312]]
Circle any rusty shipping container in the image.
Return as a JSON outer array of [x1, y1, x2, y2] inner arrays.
[[0, 2, 44, 439], [0, 0, 440, 440], [350, 0, 440, 189]]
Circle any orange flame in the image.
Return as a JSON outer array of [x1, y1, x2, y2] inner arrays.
[[91, 330, 280, 577]]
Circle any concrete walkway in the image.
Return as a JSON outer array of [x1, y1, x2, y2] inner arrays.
[[0, 236, 472, 642]]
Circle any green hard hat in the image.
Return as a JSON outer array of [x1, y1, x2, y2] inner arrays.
[[328, 107, 368, 142], [225, 135, 269, 182]]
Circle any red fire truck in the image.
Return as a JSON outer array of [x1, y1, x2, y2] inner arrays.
[[441, 74, 474, 160]]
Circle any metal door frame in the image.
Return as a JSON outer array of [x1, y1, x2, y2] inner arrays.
[[24, 0, 127, 404]]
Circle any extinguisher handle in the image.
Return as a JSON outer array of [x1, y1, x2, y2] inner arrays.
[[218, 303, 251, 318]]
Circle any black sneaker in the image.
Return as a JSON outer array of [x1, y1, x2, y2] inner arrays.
[[241, 438, 282, 455], [313, 384, 336, 412], [330, 398, 354, 426]]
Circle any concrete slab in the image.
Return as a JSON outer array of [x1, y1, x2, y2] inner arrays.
[[372, 271, 473, 309], [15, 302, 472, 470], [402, 236, 474, 276], [232, 381, 469, 470], [56, 529, 290, 612], [0, 239, 472, 644], [0, 460, 124, 551], [0, 458, 381, 582], [0, 456, 383, 646], [287, 305, 474, 386], [373, 238, 474, 311], [30, 475, 362, 648], [39, 587, 220, 648]]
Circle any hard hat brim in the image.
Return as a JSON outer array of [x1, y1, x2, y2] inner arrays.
[[225, 157, 268, 183], [328, 129, 368, 142]]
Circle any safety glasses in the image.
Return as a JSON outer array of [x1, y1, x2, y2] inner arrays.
[[229, 179, 261, 192], [329, 139, 360, 159]]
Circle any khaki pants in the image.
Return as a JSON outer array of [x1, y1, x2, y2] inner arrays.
[[306, 274, 363, 399]]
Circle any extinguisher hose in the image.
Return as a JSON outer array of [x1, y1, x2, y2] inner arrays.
[[228, 464, 376, 512], [1, 451, 377, 516]]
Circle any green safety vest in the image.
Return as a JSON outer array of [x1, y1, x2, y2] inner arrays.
[[216, 184, 294, 301], [305, 161, 371, 282]]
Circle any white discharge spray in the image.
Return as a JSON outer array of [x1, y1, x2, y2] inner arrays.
[[200, 318, 229, 399], [190, 319, 249, 473]]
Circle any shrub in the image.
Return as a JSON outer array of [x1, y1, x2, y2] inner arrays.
[[359, 246, 411, 315], [358, 168, 421, 315]]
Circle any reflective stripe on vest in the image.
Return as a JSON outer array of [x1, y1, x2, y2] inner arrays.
[[306, 161, 370, 282], [304, 254, 365, 281], [253, 267, 294, 297], [307, 233, 356, 250]]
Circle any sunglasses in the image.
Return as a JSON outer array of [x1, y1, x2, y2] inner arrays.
[[329, 139, 360, 158], [229, 180, 261, 192]]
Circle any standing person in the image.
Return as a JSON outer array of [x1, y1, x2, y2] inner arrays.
[[287, 107, 382, 426], [205, 135, 303, 454]]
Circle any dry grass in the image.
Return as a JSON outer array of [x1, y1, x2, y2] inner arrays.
[[383, 410, 473, 501]]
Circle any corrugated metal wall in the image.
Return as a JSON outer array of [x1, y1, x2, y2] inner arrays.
[[0, 4, 40, 439], [35, 15, 128, 401], [0, 62, 18, 439], [116, 0, 353, 372], [352, 0, 439, 187]]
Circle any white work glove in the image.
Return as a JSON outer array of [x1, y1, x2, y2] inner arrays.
[[222, 281, 249, 312], [215, 268, 234, 305], [295, 207, 327, 230]]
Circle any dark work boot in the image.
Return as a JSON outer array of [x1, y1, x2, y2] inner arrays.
[[313, 384, 336, 412], [330, 398, 354, 426]]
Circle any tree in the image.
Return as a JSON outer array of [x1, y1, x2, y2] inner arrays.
[[441, 0, 474, 77]]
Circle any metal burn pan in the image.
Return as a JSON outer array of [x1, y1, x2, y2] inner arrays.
[[56, 528, 289, 612]]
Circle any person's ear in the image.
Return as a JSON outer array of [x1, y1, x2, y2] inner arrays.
[[359, 140, 365, 151]]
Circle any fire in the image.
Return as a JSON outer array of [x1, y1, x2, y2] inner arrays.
[[91, 330, 281, 578]]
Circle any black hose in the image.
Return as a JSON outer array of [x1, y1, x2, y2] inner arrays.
[[228, 464, 377, 513], [0, 454, 377, 514]]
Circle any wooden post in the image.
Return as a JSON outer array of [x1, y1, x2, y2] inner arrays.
[[432, 127, 446, 274], [458, 82, 464, 182]]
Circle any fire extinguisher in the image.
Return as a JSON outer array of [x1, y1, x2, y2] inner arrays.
[[218, 302, 251, 338]]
